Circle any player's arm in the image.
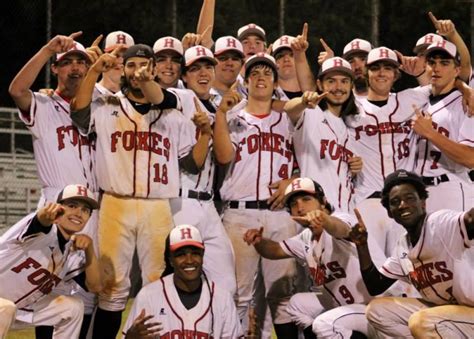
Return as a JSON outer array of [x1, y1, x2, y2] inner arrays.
[[283, 91, 327, 125], [349, 209, 396, 295], [213, 91, 240, 165], [70, 234, 103, 293], [21, 203, 65, 238], [196, 0, 215, 49], [9, 32, 82, 112], [293, 210, 351, 239], [411, 106, 474, 169], [464, 208, 474, 240], [135, 58, 165, 104], [243, 227, 290, 260], [291, 23, 317, 93]]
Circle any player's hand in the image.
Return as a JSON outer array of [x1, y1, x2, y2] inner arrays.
[[192, 97, 213, 136], [134, 58, 155, 83], [39, 88, 54, 97], [292, 209, 328, 228], [395, 50, 426, 77], [459, 84, 474, 117], [301, 91, 328, 109], [217, 90, 241, 114], [243, 227, 264, 246], [92, 52, 119, 74], [181, 25, 212, 51], [37, 203, 65, 227], [86, 35, 104, 64], [45, 31, 83, 55], [317, 38, 334, 65], [348, 156, 363, 175], [291, 23, 309, 53], [349, 208, 368, 246], [267, 178, 293, 210], [70, 234, 93, 252], [429, 12, 456, 38], [125, 309, 162, 339], [411, 105, 434, 138]]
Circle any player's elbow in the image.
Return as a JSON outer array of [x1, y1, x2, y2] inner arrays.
[[8, 82, 27, 100], [214, 149, 235, 166]]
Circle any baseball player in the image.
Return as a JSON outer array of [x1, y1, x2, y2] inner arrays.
[[341, 38, 373, 98], [0, 184, 101, 339], [244, 177, 381, 339], [70, 44, 194, 338], [153, 36, 186, 89], [350, 169, 474, 338], [284, 57, 362, 213], [213, 53, 300, 338], [412, 41, 474, 213], [122, 224, 242, 339]]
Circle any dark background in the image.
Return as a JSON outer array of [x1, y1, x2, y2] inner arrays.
[[1, 0, 472, 108]]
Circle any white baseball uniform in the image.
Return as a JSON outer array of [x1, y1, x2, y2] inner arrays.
[[220, 100, 299, 325], [414, 90, 474, 213], [367, 209, 474, 337], [83, 90, 194, 311], [0, 213, 89, 338], [292, 107, 357, 213], [122, 274, 242, 339], [167, 88, 237, 296]]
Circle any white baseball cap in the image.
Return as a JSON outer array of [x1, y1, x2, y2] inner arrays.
[[104, 31, 134, 52], [56, 41, 90, 63], [342, 38, 372, 60], [153, 36, 184, 56], [318, 57, 354, 79], [366, 46, 399, 67], [237, 23, 266, 41], [272, 35, 295, 56], [184, 45, 217, 67], [283, 178, 326, 205], [169, 224, 205, 252], [425, 40, 459, 62], [57, 184, 99, 209], [214, 36, 245, 58], [413, 33, 444, 54], [244, 52, 278, 76]]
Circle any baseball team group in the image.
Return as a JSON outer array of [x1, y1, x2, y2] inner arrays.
[[1, 1, 474, 338]]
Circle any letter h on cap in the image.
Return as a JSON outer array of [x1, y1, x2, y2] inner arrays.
[[435, 40, 447, 48], [164, 38, 175, 48], [351, 41, 361, 50], [195, 47, 207, 57], [116, 34, 126, 44], [279, 36, 289, 45], [180, 227, 192, 240], [226, 38, 237, 48], [333, 58, 343, 67], [77, 185, 88, 197], [379, 48, 389, 58], [424, 35, 434, 44], [291, 179, 303, 191]]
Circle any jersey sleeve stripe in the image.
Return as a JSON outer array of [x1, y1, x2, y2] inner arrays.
[[281, 240, 298, 257]]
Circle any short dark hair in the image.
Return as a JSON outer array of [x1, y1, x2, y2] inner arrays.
[[381, 170, 429, 212], [286, 191, 334, 214], [244, 62, 278, 82]]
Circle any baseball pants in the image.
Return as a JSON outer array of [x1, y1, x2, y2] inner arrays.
[[0, 298, 16, 339]]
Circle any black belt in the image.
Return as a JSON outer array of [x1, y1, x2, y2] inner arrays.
[[367, 191, 382, 199], [469, 170, 474, 182], [422, 174, 449, 186], [228, 200, 270, 210], [179, 189, 213, 201]]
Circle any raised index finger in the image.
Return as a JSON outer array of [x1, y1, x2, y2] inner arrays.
[[91, 34, 103, 47], [68, 31, 83, 40], [428, 12, 439, 27], [353, 208, 366, 229], [320, 38, 332, 52], [193, 97, 203, 113], [301, 22, 308, 41]]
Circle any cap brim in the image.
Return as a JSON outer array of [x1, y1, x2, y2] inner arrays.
[[155, 48, 183, 57], [413, 44, 429, 55], [342, 49, 369, 60], [238, 29, 266, 42], [57, 51, 90, 63], [245, 57, 277, 75], [272, 45, 292, 57], [170, 241, 205, 252], [318, 67, 354, 80], [425, 47, 456, 60], [367, 58, 399, 67], [283, 189, 316, 206], [185, 56, 217, 67], [214, 48, 245, 59], [60, 196, 99, 210]]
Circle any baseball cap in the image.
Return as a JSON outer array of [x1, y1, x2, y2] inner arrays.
[[57, 184, 99, 210], [153, 36, 184, 56], [366, 46, 399, 67], [342, 38, 372, 60], [237, 23, 266, 41], [425, 40, 460, 63], [169, 224, 205, 252], [214, 36, 245, 58], [283, 178, 326, 206], [272, 35, 295, 56], [318, 57, 354, 79], [184, 45, 217, 67], [123, 44, 155, 64], [56, 41, 90, 63], [413, 33, 444, 54], [381, 170, 426, 199], [104, 31, 134, 52], [244, 52, 278, 76]]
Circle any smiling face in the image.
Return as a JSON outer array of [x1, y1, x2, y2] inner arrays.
[[155, 51, 182, 89], [56, 199, 92, 238], [288, 193, 324, 237], [123, 56, 152, 97], [387, 183, 426, 230], [170, 246, 204, 290], [245, 64, 277, 100], [318, 72, 353, 106], [367, 61, 398, 98], [215, 51, 244, 87], [52, 54, 90, 93], [241, 34, 266, 60], [182, 60, 215, 100]]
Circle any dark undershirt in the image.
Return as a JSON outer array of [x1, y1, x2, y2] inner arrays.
[[176, 282, 203, 310], [127, 89, 178, 114], [429, 88, 457, 106], [200, 98, 216, 114], [368, 99, 388, 107], [360, 263, 396, 296], [283, 90, 304, 100]]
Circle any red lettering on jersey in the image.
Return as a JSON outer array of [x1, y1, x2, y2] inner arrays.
[[56, 125, 92, 151], [353, 122, 411, 140], [431, 122, 450, 138], [333, 58, 343, 67], [77, 185, 88, 197], [116, 34, 126, 44], [424, 35, 434, 44], [350, 41, 360, 50], [226, 38, 237, 48], [110, 132, 170, 160], [11, 257, 41, 273], [236, 133, 293, 164], [324, 261, 346, 283], [320, 139, 354, 162], [27, 268, 51, 285], [409, 261, 453, 290], [161, 330, 210, 338], [247, 135, 259, 154], [180, 227, 192, 240], [163, 38, 175, 48], [379, 48, 390, 59], [279, 36, 289, 45], [195, 47, 207, 57]]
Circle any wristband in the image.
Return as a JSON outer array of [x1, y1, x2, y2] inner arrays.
[[415, 69, 426, 78]]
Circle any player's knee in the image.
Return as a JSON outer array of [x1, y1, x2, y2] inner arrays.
[[408, 309, 431, 337], [55, 295, 84, 322], [0, 299, 17, 319], [287, 294, 316, 328], [312, 314, 332, 336], [365, 298, 389, 326]]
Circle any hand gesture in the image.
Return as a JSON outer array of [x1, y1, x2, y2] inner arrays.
[[92, 51, 119, 74], [317, 39, 334, 65], [348, 156, 363, 175], [45, 31, 83, 55], [292, 209, 328, 228], [134, 58, 155, 83], [37, 203, 65, 227], [460, 84, 474, 117], [125, 309, 162, 339], [192, 97, 212, 135], [70, 234, 93, 252], [243, 227, 264, 246], [301, 91, 328, 108], [217, 90, 241, 114], [182, 25, 212, 51], [86, 35, 103, 64], [428, 12, 456, 38], [291, 23, 309, 53], [349, 208, 368, 246], [267, 178, 293, 210], [411, 105, 434, 138], [395, 50, 425, 77]]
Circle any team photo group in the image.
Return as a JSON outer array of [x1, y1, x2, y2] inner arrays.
[[1, 0, 474, 338]]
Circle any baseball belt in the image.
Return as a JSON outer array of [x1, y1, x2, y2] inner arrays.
[[421, 174, 449, 186], [179, 189, 213, 201], [228, 200, 270, 210]]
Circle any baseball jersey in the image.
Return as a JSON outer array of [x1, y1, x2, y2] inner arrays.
[[280, 212, 372, 310], [220, 100, 295, 201], [347, 87, 430, 201], [122, 274, 242, 338], [0, 213, 86, 310], [414, 90, 474, 179], [18, 91, 97, 194], [380, 210, 474, 306], [87, 91, 194, 198], [292, 107, 356, 212]]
